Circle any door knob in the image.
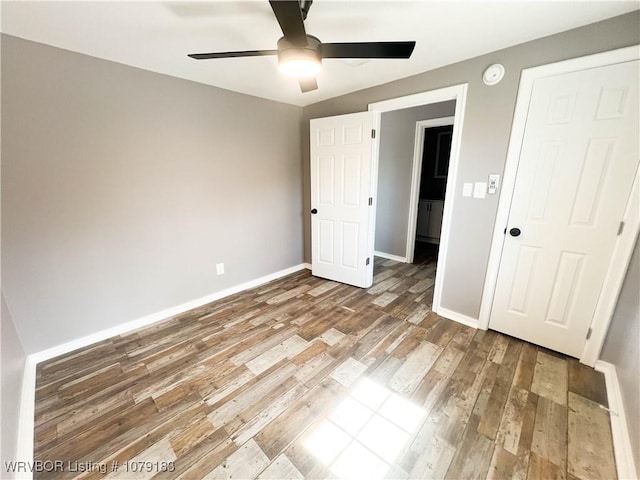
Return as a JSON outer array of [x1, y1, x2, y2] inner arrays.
[[311, 208, 318, 214], [509, 227, 521, 237]]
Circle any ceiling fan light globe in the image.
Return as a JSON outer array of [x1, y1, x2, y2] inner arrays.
[[279, 58, 322, 77], [277, 36, 322, 78]]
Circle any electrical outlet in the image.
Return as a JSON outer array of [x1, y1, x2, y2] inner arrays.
[[216, 263, 225, 275]]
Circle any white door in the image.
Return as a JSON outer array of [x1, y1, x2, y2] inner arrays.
[[310, 112, 376, 288], [490, 60, 639, 358]]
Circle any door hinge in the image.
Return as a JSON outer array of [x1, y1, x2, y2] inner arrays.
[[371, 129, 376, 139], [586, 327, 592, 340], [366, 257, 370, 265], [368, 197, 373, 206], [617, 221, 625, 236]]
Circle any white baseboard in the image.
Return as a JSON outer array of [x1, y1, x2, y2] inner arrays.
[[303, 262, 312, 270], [15, 262, 309, 477], [435, 306, 479, 329], [595, 360, 638, 480], [29, 263, 308, 364], [374, 251, 407, 263]]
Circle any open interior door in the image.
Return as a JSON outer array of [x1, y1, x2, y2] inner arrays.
[[310, 111, 376, 288]]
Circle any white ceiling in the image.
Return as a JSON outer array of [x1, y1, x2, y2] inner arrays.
[[2, 1, 637, 106]]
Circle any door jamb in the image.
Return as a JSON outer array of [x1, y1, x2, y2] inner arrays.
[[477, 45, 640, 366], [368, 84, 468, 318], [583, 171, 639, 365], [406, 116, 455, 263]]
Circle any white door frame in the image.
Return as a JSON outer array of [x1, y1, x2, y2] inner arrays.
[[406, 116, 455, 263], [478, 45, 640, 367], [368, 84, 468, 317]]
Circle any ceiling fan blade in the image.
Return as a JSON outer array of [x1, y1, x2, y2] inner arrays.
[[321, 41, 416, 59], [188, 50, 278, 60], [299, 77, 318, 93], [269, 0, 308, 46]]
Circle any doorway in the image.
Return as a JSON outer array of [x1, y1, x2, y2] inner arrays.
[[368, 84, 468, 318], [410, 117, 455, 266]]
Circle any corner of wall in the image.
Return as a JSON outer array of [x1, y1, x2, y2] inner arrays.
[[15, 358, 37, 478], [7, 262, 309, 479], [1, 293, 30, 479], [595, 360, 639, 480]]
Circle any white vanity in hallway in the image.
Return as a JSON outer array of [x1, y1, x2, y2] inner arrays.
[[416, 199, 444, 244]]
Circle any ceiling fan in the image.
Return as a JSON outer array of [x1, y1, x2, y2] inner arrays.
[[188, 0, 416, 93]]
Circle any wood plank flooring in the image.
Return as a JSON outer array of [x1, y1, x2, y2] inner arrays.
[[33, 254, 615, 479]]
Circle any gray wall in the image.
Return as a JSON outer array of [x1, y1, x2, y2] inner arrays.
[[1, 294, 26, 477], [302, 11, 640, 320], [600, 236, 640, 474], [2, 35, 303, 353], [376, 101, 455, 256]]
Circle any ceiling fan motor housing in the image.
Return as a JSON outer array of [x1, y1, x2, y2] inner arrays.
[[277, 35, 322, 68]]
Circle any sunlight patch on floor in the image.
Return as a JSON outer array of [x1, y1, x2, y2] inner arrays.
[[303, 377, 427, 479]]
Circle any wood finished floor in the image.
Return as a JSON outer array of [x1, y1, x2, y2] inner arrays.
[[34, 255, 615, 480]]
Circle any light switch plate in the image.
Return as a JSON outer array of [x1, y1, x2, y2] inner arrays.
[[474, 182, 487, 199], [216, 263, 225, 275], [488, 174, 500, 194], [462, 183, 473, 197]]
